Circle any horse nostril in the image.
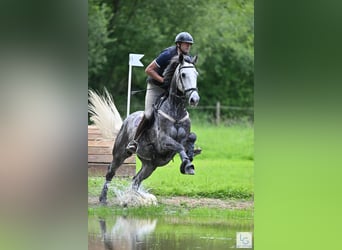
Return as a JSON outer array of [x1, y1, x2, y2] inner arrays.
[[190, 97, 198, 106], [189, 92, 200, 106]]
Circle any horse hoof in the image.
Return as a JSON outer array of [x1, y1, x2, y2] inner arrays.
[[180, 161, 195, 175], [99, 197, 107, 205], [185, 166, 195, 175], [180, 161, 186, 174]]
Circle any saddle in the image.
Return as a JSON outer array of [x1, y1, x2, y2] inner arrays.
[[153, 92, 169, 111]]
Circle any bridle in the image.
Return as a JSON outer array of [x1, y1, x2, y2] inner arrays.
[[158, 63, 198, 123], [176, 65, 198, 95]]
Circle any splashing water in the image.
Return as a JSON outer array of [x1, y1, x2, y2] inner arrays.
[[111, 181, 158, 207]]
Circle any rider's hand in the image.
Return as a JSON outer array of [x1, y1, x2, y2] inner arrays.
[[160, 79, 170, 90]]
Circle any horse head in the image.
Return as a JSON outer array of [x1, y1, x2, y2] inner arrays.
[[174, 54, 200, 107]]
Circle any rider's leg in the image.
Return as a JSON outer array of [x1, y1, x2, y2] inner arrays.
[[126, 114, 149, 153], [126, 82, 165, 153]]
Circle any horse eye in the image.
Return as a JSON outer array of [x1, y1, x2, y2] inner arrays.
[[181, 73, 186, 78]]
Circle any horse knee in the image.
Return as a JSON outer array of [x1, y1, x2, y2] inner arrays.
[[105, 164, 115, 181], [188, 132, 197, 142], [105, 172, 114, 181]]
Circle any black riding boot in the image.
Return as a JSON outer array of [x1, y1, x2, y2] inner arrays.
[[126, 115, 149, 153]]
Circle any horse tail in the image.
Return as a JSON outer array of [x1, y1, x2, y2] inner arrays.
[[88, 88, 123, 139]]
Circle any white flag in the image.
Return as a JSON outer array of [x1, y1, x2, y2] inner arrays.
[[129, 53, 144, 67]]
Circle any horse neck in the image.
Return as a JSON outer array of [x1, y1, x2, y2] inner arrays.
[[165, 76, 187, 115]]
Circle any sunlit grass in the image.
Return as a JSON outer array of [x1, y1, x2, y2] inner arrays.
[[193, 124, 254, 161], [134, 124, 253, 199], [88, 124, 254, 199], [139, 159, 253, 199]]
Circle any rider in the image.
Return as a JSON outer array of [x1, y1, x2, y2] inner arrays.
[[126, 31, 194, 153]]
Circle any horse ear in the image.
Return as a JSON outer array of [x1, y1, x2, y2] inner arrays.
[[192, 55, 198, 64]]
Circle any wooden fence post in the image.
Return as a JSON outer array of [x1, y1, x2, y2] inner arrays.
[[216, 101, 220, 125]]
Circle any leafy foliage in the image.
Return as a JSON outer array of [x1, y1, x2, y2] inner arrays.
[[88, 0, 115, 77], [88, 0, 254, 117]]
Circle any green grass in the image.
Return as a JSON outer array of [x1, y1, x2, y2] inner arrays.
[[138, 124, 254, 199], [89, 123, 254, 200], [88, 203, 253, 226]]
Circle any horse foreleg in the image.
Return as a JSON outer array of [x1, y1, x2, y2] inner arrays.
[[132, 163, 157, 190], [179, 155, 195, 175], [99, 148, 130, 204], [185, 132, 197, 161], [160, 136, 195, 175], [99, 163, 115, 204]]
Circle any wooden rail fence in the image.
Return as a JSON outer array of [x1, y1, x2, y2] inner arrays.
[[88, 125, 136, 177]]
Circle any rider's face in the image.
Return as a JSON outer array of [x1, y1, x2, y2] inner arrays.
[[179, 42, 192, 54]]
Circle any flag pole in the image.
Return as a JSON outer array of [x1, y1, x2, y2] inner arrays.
[[127, 63, 132, 118], [127, 53, 144, 118]]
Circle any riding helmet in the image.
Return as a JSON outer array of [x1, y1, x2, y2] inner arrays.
[[175, 32, 194, 44]]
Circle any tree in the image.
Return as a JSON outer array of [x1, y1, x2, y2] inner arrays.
[[88, 0, 114, 78], [88, 0, 254, 119]]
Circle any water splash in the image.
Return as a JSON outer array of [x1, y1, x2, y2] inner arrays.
[[111, 181, 158, 207]]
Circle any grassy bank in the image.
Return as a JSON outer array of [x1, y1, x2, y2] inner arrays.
[[89, 123, 254, 200], [88, 204, 253, 226], [138, 123, 253, 199]]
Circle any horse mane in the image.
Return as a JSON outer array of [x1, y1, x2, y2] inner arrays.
[[163, 55, 180, 84]]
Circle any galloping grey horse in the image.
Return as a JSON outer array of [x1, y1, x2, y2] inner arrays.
[[99, 54, 200, 204]]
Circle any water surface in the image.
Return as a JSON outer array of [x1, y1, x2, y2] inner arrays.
[[88, 215, 253, 250]]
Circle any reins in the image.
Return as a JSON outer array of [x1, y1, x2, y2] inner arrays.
[[153, 60, 198, 125]]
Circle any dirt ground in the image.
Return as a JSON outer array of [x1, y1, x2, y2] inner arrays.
[[88, 195, 253, 210], [158, 196, 253, 209]]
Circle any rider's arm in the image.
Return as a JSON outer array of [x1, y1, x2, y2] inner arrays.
[[145, 60, 164, 84]]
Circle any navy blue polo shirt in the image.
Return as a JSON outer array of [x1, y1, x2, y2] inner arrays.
[[154, 46, 178, 77]]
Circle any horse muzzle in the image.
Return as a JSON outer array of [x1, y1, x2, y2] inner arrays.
[[188, 91, 200, 106]]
